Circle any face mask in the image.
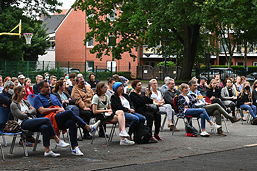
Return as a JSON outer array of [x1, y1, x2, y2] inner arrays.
[[65, 76, 69, 79], [245, 86, 250, 91], [8, 89, 14, 95], [45, 76, 49, 80]]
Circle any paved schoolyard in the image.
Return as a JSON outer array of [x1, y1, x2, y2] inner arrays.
[[1, 117, 257, 170]]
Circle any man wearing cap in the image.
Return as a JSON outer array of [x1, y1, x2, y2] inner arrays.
[[18, 74, 25, 86], [198, 76, 208, 97]]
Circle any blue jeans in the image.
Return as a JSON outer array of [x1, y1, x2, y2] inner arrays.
[[0, 107, 10, 131], [124, 112, 146, 135], [240, 104, 256, 119], [21, 118, 55, 147], [184, 108, 211, 129]]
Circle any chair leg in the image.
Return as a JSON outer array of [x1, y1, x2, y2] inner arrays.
[[102, 125, 108, 145], [161, 114, 167, 131], [9, 135, 17, 154], [21, 135, 28, 157], [172, 118, 179, 135], [0, 144, 4, 161], [33, 132, 40, 152], [223, 119, 229, 133], [2, 136, 7, 147], [196, 118, 201, 133], [78, 127, 83, 139], [109, 124, 116, 143], [66, 133, 72, 151]]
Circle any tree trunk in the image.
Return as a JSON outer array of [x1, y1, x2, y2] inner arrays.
[[178, 25, 200, 80]]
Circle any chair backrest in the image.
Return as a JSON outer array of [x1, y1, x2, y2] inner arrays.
[[204, 96, 212, 104], [27, 94, 38, 108], [0, 107, 10, 132], [173, 96, 179, 113]]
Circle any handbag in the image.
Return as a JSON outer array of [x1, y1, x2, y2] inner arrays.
[[3, 120, 22, 133]]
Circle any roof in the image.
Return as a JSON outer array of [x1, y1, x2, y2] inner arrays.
[[42, 15, 66, 34]]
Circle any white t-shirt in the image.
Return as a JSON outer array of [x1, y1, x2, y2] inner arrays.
[[150, 90, 163, 102], [19, 101, 30, 124], [120, 96, 131, 109], [184, 95, 190, 104]]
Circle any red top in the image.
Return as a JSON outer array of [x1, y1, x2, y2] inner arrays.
[[24, 86, 34, 100]]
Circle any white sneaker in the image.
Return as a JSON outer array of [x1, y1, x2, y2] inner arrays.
[[120, 138, 135, 145], [210, 123, 221, 129], [89, 120, 101, 136], [119, 130, 129, 137], [56, 140, 70, 148], [71, 147, 84, 156], [44, 151, 60, 157], [200, 131, 210, 137]]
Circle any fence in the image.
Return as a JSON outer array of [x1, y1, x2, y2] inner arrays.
[[137, 66, 182, 80], [0, 60, 135, 81]]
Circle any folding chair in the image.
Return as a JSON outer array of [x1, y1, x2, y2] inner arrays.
[[91, 119, 117, 146], [0, 142, 4, 160], [0, 131, 28, 157], [172, 114, 201, 135], [27, 94, 38, 107], [158, 111, 167, 131], [238, 108, 251, 124]]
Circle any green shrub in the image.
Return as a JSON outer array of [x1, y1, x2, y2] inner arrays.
[[157, 61, 176, 67]]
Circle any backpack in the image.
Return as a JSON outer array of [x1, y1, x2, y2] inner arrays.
[[185, 122, 199, 136], [134, 124, 152, 144], [251, 118, 257, 125]]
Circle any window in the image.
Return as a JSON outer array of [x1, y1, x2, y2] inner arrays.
[[86, 61, 94, 72], [220, 39, 228, 53], [236, 61, 244, 66], [86, 37, 94, 47], [48, 37, 55, 50], [108, 9, 116, 21], [108, 36, 116, 47], [253, 62, 257, 66], [107, 61, 117, 72]]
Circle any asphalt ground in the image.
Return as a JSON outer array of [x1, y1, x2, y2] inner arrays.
[[1, 115, 257, 171]]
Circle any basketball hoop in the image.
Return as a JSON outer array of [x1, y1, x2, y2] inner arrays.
[[23, 33, 33, 45]]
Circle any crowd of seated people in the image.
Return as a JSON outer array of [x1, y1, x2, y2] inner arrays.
[[1, 72, 257, 158]]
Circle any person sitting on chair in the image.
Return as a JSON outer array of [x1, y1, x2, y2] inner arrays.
[[189, 80, 239, 136], [11, 86, 70, 157], [221, 79, 238, 119], [130, 80, 161, 142], [111, 82, 146, 139], [237, 82, 257, 121], [34, 80, 100, 156], [178, 83, 220, 137], [92, 82, 134, 145], [71, 77, 96, 139], [148, 79, 175, 132]]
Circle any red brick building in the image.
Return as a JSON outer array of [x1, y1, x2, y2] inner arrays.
[[55, 9, 138, 76]]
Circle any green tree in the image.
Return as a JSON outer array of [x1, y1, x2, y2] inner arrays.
[[74, 0, 257, 80], [0, 0, 62, 16], [0, 7, 49, 61]]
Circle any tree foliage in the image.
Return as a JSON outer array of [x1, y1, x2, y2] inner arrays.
[[74, 0, 257, 80], [0, 6, 50, 61]]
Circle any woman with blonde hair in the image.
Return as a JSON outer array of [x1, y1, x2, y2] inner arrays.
[[148, 79, 176, 133], [10, 86, 70, 157]]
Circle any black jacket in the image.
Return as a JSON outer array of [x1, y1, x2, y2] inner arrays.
[[237, 92, 252, 107], [253, 89, 257, 106], [0, 90, 12, 107], [163, 89, 180, 107], [129, 92, 153, 114], [111, 93, 134, 113], [53, 91, 76, 108], [206, 87, 221, 99]]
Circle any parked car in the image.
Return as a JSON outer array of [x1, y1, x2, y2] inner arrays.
[[199, 68, 236, 81], [246, 72, 257, 81], [59, 67, 80, 73]]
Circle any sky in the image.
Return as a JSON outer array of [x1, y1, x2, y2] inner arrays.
[[59, 0, 76, 9]]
